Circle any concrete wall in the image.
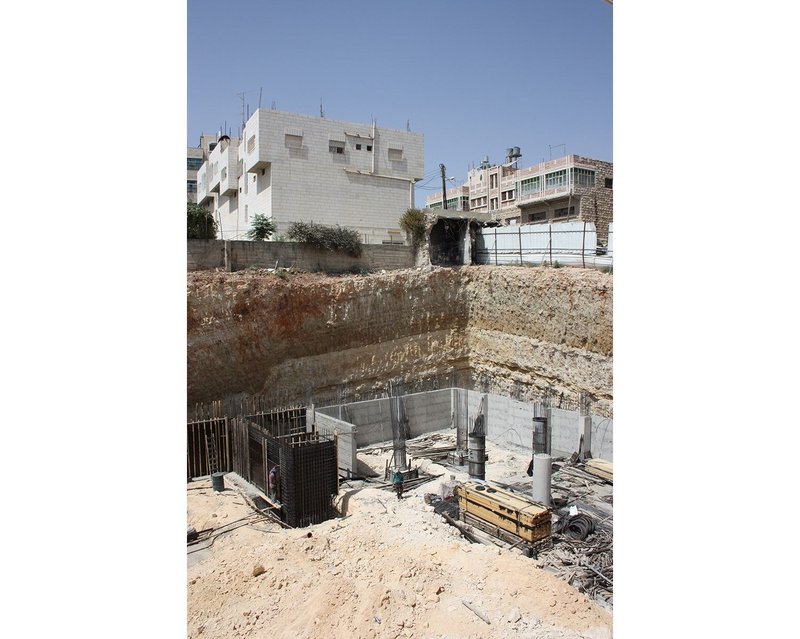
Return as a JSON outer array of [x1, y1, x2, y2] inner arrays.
[[591, 415, 613, 461], [315, 412, 358, 477], [187, 239, 413, 272], [318, 389, 456, 449], [318, 388, 612, 463], [187, 240, 225, 271]]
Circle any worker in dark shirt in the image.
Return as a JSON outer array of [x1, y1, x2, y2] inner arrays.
[[269, 465, 279, 501], [392, 469, 404, 500]]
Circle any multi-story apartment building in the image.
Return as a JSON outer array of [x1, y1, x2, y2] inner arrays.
[[196, 109, 424, 243], [187, 135, 219, 203], [427, 151, 613, 244]]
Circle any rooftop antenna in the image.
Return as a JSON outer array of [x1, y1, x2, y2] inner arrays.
[[258, 87, 262, 109], [271, 101, 277, 110], [320, 99, 324, 118], [406, 119, 410, 132], [548, 143, 566, 160]]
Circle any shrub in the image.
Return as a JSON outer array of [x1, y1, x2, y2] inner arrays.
[[287, 221, 362, 257], [399, 208, 426, 249], [247, 214, 276, 241], [187, 203, 217, 239]]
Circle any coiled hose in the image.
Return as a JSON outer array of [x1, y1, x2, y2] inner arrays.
[[556, 513, 596, 541]]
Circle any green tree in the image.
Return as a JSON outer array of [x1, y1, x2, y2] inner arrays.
[[187, 203, 217, 239], [247, 214, 277, 241], [399, 208, 427, 250]]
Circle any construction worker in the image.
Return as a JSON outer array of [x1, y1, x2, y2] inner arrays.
[[392, 469, 404, 500], [268, 465, 279, 501]]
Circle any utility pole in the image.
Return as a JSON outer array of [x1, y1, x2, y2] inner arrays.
[[440, 163, 448, 210]]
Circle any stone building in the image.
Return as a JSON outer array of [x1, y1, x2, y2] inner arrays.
[[196, 109, 424, 243], [427, 151, 613, 245]]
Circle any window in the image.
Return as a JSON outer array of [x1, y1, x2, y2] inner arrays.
[[187, 180, 197, 193], [572, 168, 595, 187], [329, 140, 345, 154], [187, 157, 203, 170], [545, 170, 567, 189], [528, 211, 547, 222], [208, 142, 217, 152], [501, 189, 515, 202], [247, 135, 256, 153], [284, 134, 303, 149], [490, 173, 498, 189], [388, 148, 403, 161], [490, 197, 498, 211], [366, 145, 372, 152], [605, 178, 613, 189], [554, 206, 575, 218], [355, 143, 362, 150], [518, 176, 540, 197], [470, 196, 488, 208]]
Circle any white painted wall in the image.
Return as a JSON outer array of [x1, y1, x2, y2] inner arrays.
[[475, 221, 613, 268]]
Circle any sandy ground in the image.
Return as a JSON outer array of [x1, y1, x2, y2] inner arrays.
[[187, 437, 613, 639]]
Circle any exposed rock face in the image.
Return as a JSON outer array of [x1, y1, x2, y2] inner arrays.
[[187, 266, 612, 415]]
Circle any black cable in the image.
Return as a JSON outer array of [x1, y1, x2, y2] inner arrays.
[[555, 513, 596, 541]]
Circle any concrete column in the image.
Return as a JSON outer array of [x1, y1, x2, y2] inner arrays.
[[532, 454, 552, 507], [482, 393, 490, 437], [578, 415, 592, 457], [545, 407, 553, 454]]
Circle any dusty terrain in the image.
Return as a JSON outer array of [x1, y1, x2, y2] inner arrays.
[[187, 436, 613, 639], [187, 266, 612, 415]]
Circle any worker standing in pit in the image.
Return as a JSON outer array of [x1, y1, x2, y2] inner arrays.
[[392, 469, 404, 500], [269, 465, 279, 501]]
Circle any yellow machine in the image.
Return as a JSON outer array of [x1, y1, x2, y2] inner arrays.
[[454, 482, 551, 544]]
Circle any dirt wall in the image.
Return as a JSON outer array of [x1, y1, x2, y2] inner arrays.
[[187, 266, 612, 415]]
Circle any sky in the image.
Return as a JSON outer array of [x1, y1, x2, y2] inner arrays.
[[188, 0, 612, 203]]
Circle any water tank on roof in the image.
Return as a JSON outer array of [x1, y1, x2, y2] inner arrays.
[[505, 147, 514, 159], [513, 146, 521, 158]]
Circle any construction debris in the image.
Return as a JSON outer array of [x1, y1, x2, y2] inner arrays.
[[584, 459, 613, 483]]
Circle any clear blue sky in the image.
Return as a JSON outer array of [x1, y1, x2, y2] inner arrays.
[[188, 0, 612, 201]]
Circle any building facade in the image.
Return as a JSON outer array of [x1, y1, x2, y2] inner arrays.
[[187, 135, 219, 203], [196, 110, 424, 243], [427, 152, 613, 245]]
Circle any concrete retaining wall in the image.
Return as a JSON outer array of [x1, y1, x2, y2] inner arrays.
[[591, 415, 613, 461], [318, 387, 613, 470], [187, 239, 413, 273]]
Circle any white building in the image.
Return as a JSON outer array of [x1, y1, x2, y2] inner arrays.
[[196, 109, 424, 244], [187, 135, 218, 202]]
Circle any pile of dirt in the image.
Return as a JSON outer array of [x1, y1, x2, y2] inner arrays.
[[187, 472, 612, 639]]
